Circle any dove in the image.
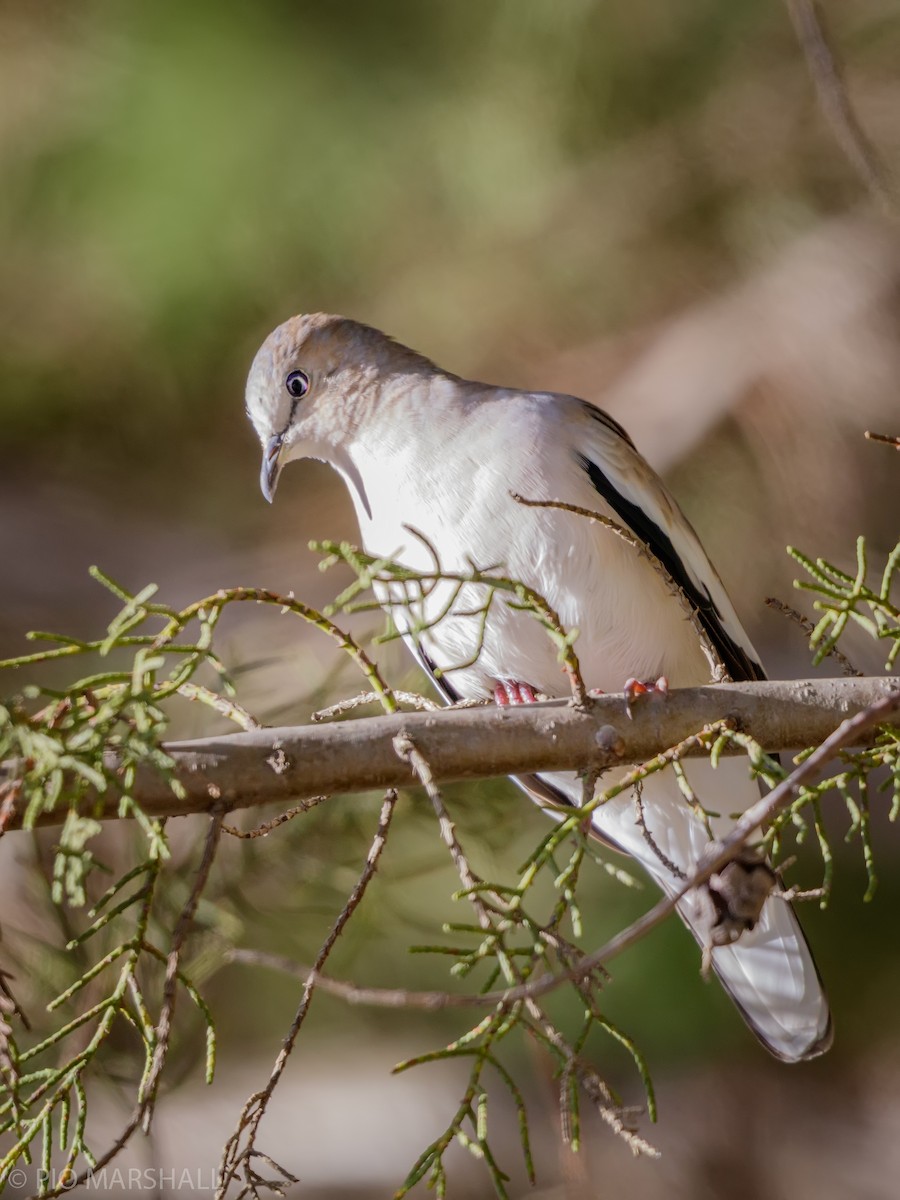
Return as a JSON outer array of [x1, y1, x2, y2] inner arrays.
[[245, 312, 831, 1061]]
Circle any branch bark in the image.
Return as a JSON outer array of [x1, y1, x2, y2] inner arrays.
[[3, 677, 897, 831], [229, 687, 900, 1013]]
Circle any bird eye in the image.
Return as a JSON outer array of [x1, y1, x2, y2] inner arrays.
[[285, 370, 310, 399]]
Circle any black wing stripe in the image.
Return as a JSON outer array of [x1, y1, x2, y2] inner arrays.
[[585, 404, 637, 450], [576, 453, 766, 683]]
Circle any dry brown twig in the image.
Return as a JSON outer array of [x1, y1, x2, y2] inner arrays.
[[865, 430, 900, 450], [311, 689, 442, 721], [784, 0, 896, 211], [633, 782, 686, 880], [765, 597, 863, 677], [221, 795, 329, 839], [216, 789, 398, 1200]]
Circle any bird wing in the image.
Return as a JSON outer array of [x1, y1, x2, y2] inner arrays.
[[379, 393, 829, 1059], [572, 402, 766, 683], [510, 393, 769, 839]]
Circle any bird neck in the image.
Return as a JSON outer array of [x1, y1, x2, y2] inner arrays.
[[332, 371, 471, 549]]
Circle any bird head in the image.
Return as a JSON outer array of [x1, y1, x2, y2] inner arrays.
[[245, 312, 438, 503]]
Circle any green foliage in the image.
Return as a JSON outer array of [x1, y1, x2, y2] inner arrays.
[[790, 536, 900, 671], [0, 568, 397, 1194], [777, 535, 900, 904], [310, 533, 900, 1196], [314, 532, 585, 701], [0, 527, 898, 1197], [0, 569, 221, 1190], [387, 822, 659, 1198], [5, 0, 900, 515]]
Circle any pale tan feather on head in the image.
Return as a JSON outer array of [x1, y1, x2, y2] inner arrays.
[[246, 312, 447, 501], [246, 313, 441, 437]]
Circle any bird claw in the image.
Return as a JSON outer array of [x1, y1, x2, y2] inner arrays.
[[493, 680, 541, 706], [623, 675, 669, 718]]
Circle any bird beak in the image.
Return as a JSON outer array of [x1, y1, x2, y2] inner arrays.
[[260, 434, 283, 503]]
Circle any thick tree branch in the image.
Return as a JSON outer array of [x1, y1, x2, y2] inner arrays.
[[2, 677, 897, 830], [229, 689, 900, 1014]]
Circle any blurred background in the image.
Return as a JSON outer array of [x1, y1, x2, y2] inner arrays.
[[2, 1, 900, 1196]]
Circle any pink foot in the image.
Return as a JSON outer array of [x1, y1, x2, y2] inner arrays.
[[493, 680, 540, 706], [623, 675, 669, 718]]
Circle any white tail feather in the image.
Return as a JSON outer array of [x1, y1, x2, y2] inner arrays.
[[532, 756, 832, 1062]]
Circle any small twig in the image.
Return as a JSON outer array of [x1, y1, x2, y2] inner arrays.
[[222, 796, 328, 839], [217, 790, 398, 1199], [780, 884, 828, 902], [226, 949, 482, 1011], [176, 682, 263, 732], [520, 1003, 657, 1157], [393, 734, 488, 922], [765, 597, 863, 676], [141, 809, 225, 1123], [865, 430, 900, 451], [311, 690, 439, 722], [633, 783, 686, 880], [784, 0, 896, 211]]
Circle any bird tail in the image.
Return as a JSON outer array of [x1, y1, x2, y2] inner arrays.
[[663, 870, 833, 1062], [519, 757, 832, 1062]]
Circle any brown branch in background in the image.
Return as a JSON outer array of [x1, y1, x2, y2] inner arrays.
[[217, 789, 398, 1200], [765, 597, 863, 676], [784, 0, 896, 211], [226, 948, 468, 1010]]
